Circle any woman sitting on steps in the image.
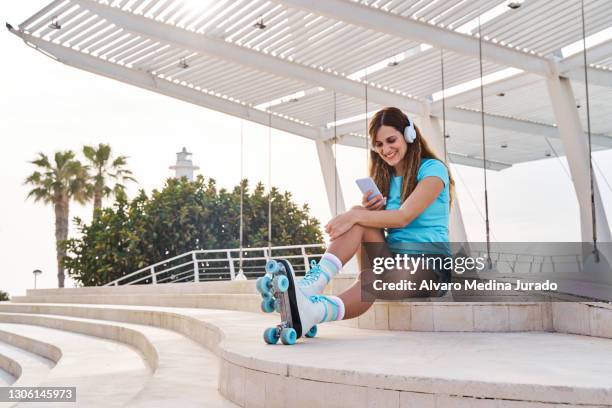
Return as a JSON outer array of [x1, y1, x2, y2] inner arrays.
[[271, 106, 455, 335]]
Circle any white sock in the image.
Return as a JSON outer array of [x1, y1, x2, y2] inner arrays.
[[322, 252, 342, 271], [329, 295, 345, 320], [319, 295, 345, 322]]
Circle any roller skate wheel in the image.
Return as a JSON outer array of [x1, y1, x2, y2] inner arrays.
[[263, 327, 279, 344], [280, 328, 297, 345], [266, 260, 281, 274], [260, 298, 275, 313], [274, 275, 289, 293], [273, 299, 281, 313], [256, 275, 272, 295], [305, 325, 318, 338]]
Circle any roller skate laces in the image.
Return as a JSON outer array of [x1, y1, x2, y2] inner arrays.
[[298, 260, 332, 296], [309, 294, 345, 323]]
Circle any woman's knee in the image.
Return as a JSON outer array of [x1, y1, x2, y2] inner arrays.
[[347, 224, 383, 242], [362, 226, 385, 242]]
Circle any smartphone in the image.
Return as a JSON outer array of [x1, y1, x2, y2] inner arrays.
[[355, 177, 382, 202]]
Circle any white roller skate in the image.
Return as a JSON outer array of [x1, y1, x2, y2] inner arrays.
[[297, 260, 333, 296], [256, 259, 343, 345]]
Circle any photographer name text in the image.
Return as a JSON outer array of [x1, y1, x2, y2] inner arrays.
[[372, 279, 558, 292]]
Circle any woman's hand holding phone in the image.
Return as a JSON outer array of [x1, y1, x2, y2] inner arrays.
[[362, 190, 386, 210], [355, 178, 385, 211]]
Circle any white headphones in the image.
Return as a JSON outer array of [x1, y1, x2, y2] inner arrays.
[[404, 117, 417, 144], [370, 113, 417, 150]]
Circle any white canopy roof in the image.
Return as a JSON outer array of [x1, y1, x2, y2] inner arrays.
[[9, 0, 612, 170]]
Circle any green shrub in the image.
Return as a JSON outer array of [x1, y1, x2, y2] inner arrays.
[[63, 176, 323, 286]]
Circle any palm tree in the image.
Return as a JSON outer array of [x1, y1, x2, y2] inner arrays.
[[25, 151, 89, 288], [82, 143, 136, 217]]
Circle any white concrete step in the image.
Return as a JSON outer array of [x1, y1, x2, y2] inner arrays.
[[0, 336, 56, 408], [0, 322, 150, 408], [26, 280, 256, 297], [0, 312, 237, 407], [11, 293, 261, 313], [1, 302, 611, 407], [0, 351, 17, 386], [8, 295, 555, 333], [0, 338, 54, 387], [0, 369, 12, 386], [13, 276, 571, 333], [0, 325, 61, 407]]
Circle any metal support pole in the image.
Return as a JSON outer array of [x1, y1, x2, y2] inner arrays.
[[315, 139, 346, 216], [302, 246, 310, 272], [417, 115, 470, 246], [150, 266, 157, 284], [192, 252, 199, 282], [545, 76, 612, 243], [227, 250, 236, 280]]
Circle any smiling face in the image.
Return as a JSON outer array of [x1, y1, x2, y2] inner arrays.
[[374, 125, 408, 173]]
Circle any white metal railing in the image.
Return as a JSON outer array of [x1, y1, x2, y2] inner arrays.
[[104, 244, 326, 286], [104, 243, 602, 286], [471, 250, 589, 275]]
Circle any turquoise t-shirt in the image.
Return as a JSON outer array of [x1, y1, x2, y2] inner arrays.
[[385, 158, 450, 255]]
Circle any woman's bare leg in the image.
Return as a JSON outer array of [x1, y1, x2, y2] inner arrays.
[[324, 223, 387, 319], [325, 223, 439, 320], [339, 261, 440, 319], [326, 224, 385, 264], [338, 279, 375, 319]]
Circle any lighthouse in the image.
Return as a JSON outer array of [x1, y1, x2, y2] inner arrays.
[[169, 147, 199, 181]]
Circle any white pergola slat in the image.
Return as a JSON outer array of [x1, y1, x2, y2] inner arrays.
[[10, 0, 612, 170], [275, 0, 554, 76], [76, 24, 120, 51], [38, 5, 83, 38], [458, 80, 612, 138], [367, 48, 504, 100], [26, 2, 73, 34], [8, 30, 321, 141], [561, 38, 612, 71], [19, 0, 65, 29], [15, 1, 612, 248], [565, 67, 612, 88], [481, 0, 612, 56], [68, 0, 426, 113]]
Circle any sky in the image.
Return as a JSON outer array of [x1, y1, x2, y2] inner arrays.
[[1, 1, 611, 297]]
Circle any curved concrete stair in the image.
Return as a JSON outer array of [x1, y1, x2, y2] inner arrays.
[[0, 368, 13, 386], [1, 302, 612, 407], [10, 294, 557, 333], [0, 370, 12, 386], [0, 339, 54, 387], [0, 328, 61, 364], [0, 322, 150, 407], [12, 293, 261, 312], [0, 337, 56, 408], [12, 278, 570, 333], [0, 349, 18, 386], [0, 312, 237, 407], [0, 326, 60, 407], [25, 280, 256, 296]]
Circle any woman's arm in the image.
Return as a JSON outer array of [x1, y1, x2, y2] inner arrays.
[[357, 177, 444, 228], [325, 177, 444, 240]]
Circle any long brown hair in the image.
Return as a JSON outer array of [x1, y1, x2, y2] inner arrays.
[[369, 107, 455, 206]]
